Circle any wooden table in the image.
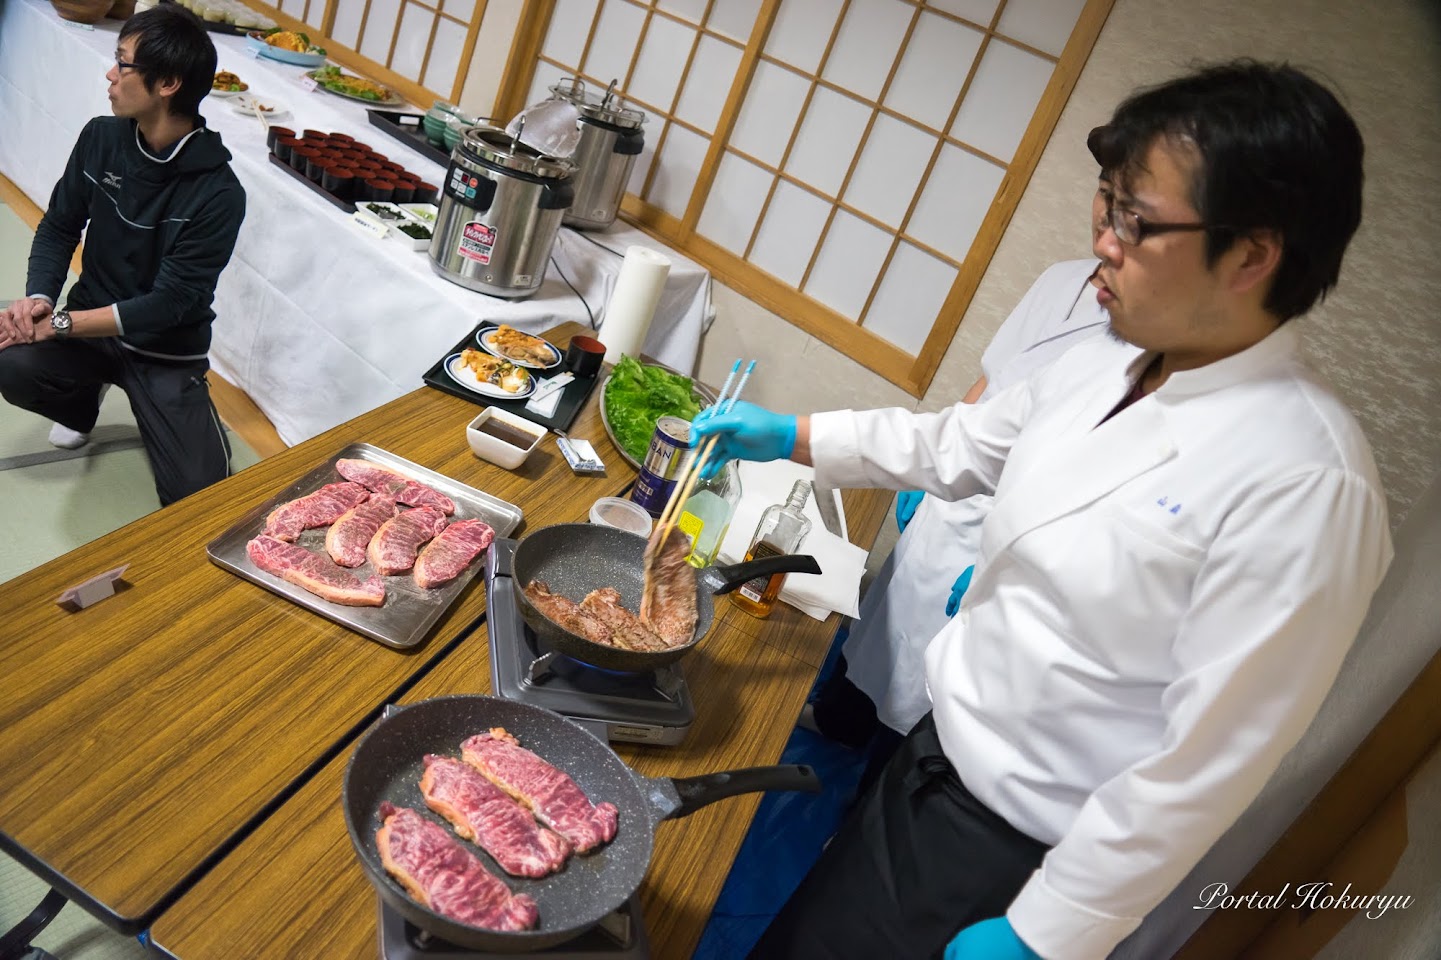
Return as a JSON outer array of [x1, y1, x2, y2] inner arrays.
[[0, 323, 631, 934], [147, 509, 887, 959]]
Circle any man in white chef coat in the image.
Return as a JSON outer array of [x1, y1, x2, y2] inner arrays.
[[812, 259, 1108, 765], [694, 60, 1393, 960]]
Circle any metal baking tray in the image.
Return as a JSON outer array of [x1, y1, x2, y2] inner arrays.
[[207, 443, 522, 649]]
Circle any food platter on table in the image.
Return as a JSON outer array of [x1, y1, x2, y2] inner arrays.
[[599, 356, 716, 470], [210, 70, 249, 98], [306, 67, 408, 108], [445, 352, 537, 400], [246, 30, 328, 68], [475, 325, 563, 370]]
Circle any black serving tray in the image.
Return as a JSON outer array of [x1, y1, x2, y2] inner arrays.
[[423, 324, 600, 433], [368, 110, 452, 168], [267, 152, 355, 212]]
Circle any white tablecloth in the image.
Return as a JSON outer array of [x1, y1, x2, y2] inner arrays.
[[0, 0, 713, 443]]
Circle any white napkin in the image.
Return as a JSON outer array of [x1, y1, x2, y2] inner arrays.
[[524, 373, 571, 417], [716, 460, 865, 621]]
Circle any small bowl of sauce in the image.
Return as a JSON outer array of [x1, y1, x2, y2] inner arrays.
[[466, 408, 545, 469]]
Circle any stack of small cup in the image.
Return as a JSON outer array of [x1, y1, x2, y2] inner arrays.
[[266, 126, 439, 204]]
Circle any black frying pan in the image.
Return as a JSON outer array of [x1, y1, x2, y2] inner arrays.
[[512, 523, 821, 672], [343, 695, 819, 953]]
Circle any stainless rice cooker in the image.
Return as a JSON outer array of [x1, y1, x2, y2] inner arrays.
[[429, 125, 575, 299], [549, 78, 646, 231]]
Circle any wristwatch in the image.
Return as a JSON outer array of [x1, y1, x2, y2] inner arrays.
[[50, 308, 72, 338]]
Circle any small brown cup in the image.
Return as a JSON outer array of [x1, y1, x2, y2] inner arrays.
[[289, 146, 319, 173], [349, 140, 373, 153], [306, 156, 334, 182], [414, 182, 439, 203], [328, 132, 354, 145], [564, 336, 606, 377], [390, 181, 416, 203], [364, 178, 395, 202], [323, 167, 355, 199], [273, 136, 301, 163], [267, 125, 295, 151]]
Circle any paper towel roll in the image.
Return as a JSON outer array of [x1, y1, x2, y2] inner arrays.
[[601, 246, 671, 364]]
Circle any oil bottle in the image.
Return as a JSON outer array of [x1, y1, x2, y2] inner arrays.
[[676, 459, 742, 568], [732, 480, 812, 618]]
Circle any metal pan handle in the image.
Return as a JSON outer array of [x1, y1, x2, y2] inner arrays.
[[651, 764, 821, 820], [708, 555, 822, 595]]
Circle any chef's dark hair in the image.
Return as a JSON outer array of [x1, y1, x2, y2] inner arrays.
[[119, 4, 217, 120], [1087, 60, 1364, 322]]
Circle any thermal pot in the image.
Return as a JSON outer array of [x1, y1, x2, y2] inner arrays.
[[429, 125, 575, 299], [548, 77, 646, 231]]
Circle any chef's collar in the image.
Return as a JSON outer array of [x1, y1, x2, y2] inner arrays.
[[1150, 323, 1301, 398]]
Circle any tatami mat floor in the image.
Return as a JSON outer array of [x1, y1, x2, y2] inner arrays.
[[0, 200, 257, 958]]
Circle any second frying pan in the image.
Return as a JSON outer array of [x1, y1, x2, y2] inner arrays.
[[342, 695, 819, 952]]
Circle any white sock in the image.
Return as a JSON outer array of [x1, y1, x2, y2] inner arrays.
[[48, 384, 111, 449], [49, 423, 91, 449]]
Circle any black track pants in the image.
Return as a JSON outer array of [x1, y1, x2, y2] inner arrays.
[[749, 713, 1050, 960], [0, 337, 231, 506]]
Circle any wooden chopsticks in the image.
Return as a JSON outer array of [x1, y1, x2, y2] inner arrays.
[[649, 360, 755, 558]]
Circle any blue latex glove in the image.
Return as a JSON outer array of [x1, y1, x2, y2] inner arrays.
[[946, 564, 975, 617], [690, 400, 797, 478], [945, 917, 1042, 960], [895, 490, 924, 533]]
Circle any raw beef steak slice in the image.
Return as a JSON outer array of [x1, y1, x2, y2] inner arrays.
[[246, 535, 385, 606], [325, 493, 399, 567], [263, 481, 370, 542], [368, 507, 450, 576], [335, 459, 456, 515], [375, 803, 538, 931], [421, 754, 572, 877], [414, 520, 496, 588], [462, 728, 618, 854]]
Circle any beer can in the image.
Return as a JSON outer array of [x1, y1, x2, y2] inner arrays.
[[630, 416, 694, 518]]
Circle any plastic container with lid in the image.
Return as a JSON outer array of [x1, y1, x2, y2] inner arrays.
[[589, 496, 653, 537]]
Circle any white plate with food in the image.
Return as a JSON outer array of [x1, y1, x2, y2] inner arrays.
[[475, 324, 563, 370], [210, 70, 249, 97], [246, 30, 328, 67], [445, 350, 536, 399], [231, 97, 289, 119]]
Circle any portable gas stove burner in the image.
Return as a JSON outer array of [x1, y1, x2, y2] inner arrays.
[[378, 895, 649, 959], [485, 539, 695, 745]]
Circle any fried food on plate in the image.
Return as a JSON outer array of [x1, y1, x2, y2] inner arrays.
[[213, 71, 247, 92], [461, 348, 531, 394], [491, 325, 554, 365]]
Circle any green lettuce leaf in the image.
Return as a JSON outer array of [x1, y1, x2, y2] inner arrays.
[[605, 355, 704, 463]]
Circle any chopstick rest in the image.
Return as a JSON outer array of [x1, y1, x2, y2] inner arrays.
[[56, 564, 130, 611]]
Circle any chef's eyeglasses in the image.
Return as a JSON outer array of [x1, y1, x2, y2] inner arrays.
[[114, 56, 144, 74], [1095, 187, 1224, 246]]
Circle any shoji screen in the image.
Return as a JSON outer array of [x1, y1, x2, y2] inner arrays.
[[506, 0, 1111, 394]]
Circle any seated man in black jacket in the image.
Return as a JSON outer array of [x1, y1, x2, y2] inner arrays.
[[0, 4, 245, 506]]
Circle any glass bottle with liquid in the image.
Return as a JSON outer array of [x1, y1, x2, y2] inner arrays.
[[732, 480, 812, 619], [675, 459, 741, 568]]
